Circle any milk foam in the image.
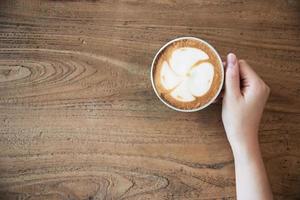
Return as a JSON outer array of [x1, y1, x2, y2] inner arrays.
[[160, 47, 215, 102]]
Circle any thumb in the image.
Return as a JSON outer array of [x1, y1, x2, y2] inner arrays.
[[225, 53, 241, 98]]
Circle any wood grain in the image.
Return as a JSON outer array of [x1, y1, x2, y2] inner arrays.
[[0, 0, 299, 199]]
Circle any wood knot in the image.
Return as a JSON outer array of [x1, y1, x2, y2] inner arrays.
[[0, 65, 31, 82]]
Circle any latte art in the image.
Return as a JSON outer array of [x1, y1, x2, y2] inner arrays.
[[151, 37, 223, 111], [160, 47, 215, 102]]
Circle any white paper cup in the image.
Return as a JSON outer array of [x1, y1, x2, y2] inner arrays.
[[150, 37, 224, 112]]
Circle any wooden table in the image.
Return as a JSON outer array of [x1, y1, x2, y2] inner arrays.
[[0, 0, 299, 199]]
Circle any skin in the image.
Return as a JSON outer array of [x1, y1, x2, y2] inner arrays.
[[222, 53, 273, 200]]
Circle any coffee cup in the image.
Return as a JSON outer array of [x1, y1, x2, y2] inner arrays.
[[150, 37, 224, 112]]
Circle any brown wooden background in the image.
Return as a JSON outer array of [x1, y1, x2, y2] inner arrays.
[[0, 0, 299, 199]]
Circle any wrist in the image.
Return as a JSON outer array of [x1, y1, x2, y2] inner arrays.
[[231, 138, 261, 164], [226, 128, 259, 150], [226, 129, 260, 157]]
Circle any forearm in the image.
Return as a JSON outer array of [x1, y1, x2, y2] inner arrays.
[[231, 135, 273, 200]]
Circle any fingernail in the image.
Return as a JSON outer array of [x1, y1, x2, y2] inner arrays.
[[227, 53, 236, 68]]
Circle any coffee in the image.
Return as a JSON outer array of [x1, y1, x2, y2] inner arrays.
[[151, 37, 223, 111]]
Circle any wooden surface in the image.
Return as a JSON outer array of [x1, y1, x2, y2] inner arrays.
[[0, 0, 299, 199]]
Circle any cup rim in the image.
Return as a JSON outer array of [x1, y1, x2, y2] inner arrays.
[[150, 36, 224, 112]]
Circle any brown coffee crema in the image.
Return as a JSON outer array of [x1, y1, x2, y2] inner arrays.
[[152, 39, 223, 110]]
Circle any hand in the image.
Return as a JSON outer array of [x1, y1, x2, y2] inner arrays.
[[222, 53, 270, 151]]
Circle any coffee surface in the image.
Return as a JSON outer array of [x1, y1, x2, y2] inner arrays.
[[152, 39, 223, 110]]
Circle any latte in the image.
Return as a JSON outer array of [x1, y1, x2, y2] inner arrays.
[[151, 37, 224, 111]]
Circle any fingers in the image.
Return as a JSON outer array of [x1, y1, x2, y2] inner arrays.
[[225, 53, 241, 98], [238, 59, 271, 98], [238, 60, 261, 84], [223, 61, 226, 67]]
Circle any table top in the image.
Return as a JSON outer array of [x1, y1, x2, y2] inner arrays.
[[0, 0, 299, 199]]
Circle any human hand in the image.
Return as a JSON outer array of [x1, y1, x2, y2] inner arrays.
[[222, 53, 270, 152]]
